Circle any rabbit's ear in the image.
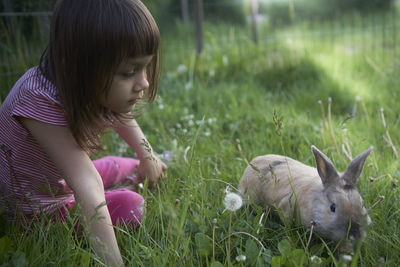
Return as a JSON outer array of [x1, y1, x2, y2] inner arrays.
[[343, 146, 373, 187], [311, 146, 339, 186]]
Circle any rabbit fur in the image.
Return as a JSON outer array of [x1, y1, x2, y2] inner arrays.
[[239, 145, 373, 252]]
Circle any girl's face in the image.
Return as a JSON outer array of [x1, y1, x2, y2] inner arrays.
[[102, 55, 153, 113]]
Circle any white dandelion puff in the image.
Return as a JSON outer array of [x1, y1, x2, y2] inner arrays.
[[235, 255, 246, 262], [209, 69, 215, 77], [310, 255, 322, 264], [224, 192, 243, 211], [185, 82, 192, 91], [340, 254, 353, 262], [222, 56, 229, 66], [176, 64, 187, 74], [207, 118, 216, 124]]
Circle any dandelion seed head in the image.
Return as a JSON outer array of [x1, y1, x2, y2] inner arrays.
[[235, 255, 246, 262], [224, 192, 243, 211], [222, 56, 229, 65], [185, 82, 192, 91], [209, 69, 215, 77], [340, 254, 352, 262], [310, 255, 322, 264], [177, 64, 187, 74]]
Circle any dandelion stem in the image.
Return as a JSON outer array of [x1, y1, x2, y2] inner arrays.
[[212, 220, 216, 262], [380, 108, 398, 159], [220, 231, 266, 252], [327, 98, 339, 154], [368, 195, 385, 211], [341, 143, 352, 161], [227, 212, 232, 265]]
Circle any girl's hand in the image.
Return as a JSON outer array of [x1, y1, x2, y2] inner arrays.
[[137, 154, 167, 188]]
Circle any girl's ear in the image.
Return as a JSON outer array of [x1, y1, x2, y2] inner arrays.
[[311, 146, 339, 186], [342, 147, 373, 187]]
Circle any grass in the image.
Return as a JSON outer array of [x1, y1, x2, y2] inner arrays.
[[1, 9, 400, 266]]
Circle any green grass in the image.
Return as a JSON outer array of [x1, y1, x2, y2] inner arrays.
[[1, 11, 400, 266]]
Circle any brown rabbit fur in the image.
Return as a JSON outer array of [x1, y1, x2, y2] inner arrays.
[[239, 145, 373, 252]]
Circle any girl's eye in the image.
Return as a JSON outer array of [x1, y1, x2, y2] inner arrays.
[[330, 203, 336, 213], [122, 70, 138, 77]]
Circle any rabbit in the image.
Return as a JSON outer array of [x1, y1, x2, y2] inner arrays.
[[239, 145, 373, 253]]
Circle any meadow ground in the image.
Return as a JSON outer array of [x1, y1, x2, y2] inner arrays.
[[1, 11, 400, 266]]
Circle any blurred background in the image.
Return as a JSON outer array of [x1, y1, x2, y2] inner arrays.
[[1, 0, 398, 100]]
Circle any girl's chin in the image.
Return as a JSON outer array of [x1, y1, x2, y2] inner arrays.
[[112, 105, 135, 114]]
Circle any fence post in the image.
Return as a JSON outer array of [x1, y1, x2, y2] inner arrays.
[[194, 0, 203, 55], [250, 0, 259, 44], [2, 0, 15, 42], [181, 0, 189, 24]]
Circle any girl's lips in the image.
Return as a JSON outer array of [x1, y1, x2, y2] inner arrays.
[[129, 98, 141, 104]]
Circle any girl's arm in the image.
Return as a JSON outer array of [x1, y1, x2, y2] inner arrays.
[[113, 118, 167, 187], [21, 118, 124, 267]]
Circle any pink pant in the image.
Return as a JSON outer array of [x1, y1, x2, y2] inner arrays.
[[59, 156, 144, 226]]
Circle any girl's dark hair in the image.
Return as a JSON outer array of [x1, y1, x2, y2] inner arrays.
[[39, 0, 160, 152]]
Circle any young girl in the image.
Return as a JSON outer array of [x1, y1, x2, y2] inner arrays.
[[0, 0, 167, 265]]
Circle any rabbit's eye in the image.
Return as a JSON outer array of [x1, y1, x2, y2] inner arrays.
[[330, 203, 336, 212]]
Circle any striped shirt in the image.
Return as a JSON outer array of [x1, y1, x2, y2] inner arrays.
[[0, 67, 74, 220]]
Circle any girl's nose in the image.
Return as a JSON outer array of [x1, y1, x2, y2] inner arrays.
[[133, 70, 149, 93]]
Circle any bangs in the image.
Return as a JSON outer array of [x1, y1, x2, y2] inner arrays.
[[113, 0, 160, 61]]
